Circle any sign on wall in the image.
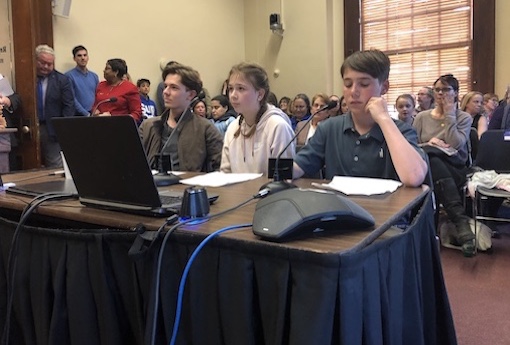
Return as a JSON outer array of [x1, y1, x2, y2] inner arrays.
[[0, 0, 14, 88]]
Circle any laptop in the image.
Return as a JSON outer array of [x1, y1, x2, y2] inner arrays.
[[48, 116, 218, 217]]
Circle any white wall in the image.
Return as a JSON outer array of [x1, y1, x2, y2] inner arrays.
[[52, 0, 245, 99], [46, 0, 510, 101], [495, 0, 510, 97], [52, 0, 345, 101], [244, 0, 344, 100]]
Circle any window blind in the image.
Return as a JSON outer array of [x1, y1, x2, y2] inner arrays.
[[361, 0, 472, 106]]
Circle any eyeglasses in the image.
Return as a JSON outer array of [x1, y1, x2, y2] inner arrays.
[[434, 87, 453, 93]]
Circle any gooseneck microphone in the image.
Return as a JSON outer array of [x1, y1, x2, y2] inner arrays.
[[91, 97, 117, 116], [259, 100, 338, 195]]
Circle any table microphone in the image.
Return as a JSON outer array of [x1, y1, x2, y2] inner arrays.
[[259, 100, 338, 195], [91, 97, 117, 116]]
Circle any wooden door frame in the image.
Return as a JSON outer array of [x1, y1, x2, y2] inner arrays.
[[11, 0, 53, 169]]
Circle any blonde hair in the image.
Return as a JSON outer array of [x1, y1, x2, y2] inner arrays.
[[460, 91, 483, 112]]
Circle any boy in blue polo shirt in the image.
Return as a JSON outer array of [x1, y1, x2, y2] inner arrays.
[[293, 49, 427, 187]]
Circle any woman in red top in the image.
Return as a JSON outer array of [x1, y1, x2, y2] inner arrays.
[[92, 58, 142, 123]]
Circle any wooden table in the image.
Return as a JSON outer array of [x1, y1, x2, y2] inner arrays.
[[0, 171, 457, 345]]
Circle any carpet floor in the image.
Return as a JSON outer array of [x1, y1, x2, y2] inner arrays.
[[441, 221, 510, 345]]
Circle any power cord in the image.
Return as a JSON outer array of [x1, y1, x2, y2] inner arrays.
[[1, 192, 78, 345], [149, 191, 265, 345], [169, 223, 252, 345]]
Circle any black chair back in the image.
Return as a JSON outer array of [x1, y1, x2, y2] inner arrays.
[[475, 130, 510, 172]]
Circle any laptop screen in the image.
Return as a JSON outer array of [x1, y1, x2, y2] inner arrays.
[[52, 116, 163, 209]]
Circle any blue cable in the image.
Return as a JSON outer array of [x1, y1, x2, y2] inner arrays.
[[169, 223, 252, 345]]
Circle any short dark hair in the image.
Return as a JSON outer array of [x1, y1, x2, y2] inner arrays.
[[279, 96, 290, 105], [162, 63, 203, 96], [434, 74, 460, 102], [212, 94, 230, 109], [341, 49, 390, 83], [137, 78, 150, 87], [72, 45, 87, 57], [107, 58, 128, 79], [434, 74, 459, 93]]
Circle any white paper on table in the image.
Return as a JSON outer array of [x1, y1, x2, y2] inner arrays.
[[180, 172, 263, 187], [312, 176, 402, 196], [151, 170, 186, 176]]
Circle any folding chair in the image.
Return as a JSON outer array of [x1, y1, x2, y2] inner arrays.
[[471, 130, 510, 248]]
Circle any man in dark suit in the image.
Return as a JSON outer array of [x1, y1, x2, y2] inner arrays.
[[35, 44, 75, 167]]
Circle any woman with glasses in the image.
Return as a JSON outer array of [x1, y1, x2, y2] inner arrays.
[[413, 74, 475, 257], [482, 93, 499, 125]]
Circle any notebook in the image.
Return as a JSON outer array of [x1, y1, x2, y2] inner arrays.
[[49, 115, 218, 217]]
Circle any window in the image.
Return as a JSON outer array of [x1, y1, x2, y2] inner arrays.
[[361, 0, 472, 106]]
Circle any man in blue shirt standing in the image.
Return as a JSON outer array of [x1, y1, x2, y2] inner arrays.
[[65, 45, 99, 116]]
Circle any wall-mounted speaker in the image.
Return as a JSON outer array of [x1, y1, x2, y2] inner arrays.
[[52, 0, 72, 18]]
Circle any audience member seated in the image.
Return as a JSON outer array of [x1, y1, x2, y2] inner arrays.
[[220, 62, 294, 175], [489, 90, 510, 129], [278, 96, 291, 115], [416, 86, 435, 112], [137, 78, 157, 120], [290, 93, 311, 130], [413, 74, 475, 257], [210, 94, 236, 136], [460, 91, 486, 139], [139, 63, 223, 172], [340, 95, 349, 114], [328, 94, 342, 117], [295, 93, 329, 148], [192, 99, 208, 118], [92, 58, 142, 123], [293, 49, 427, 188], [482, 93, 498, 125], [267, 92, 278, 106], [396, 93, 416, 125]]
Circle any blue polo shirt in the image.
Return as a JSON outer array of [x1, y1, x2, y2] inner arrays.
[[294, 112, 425, 180], [65, 67, 99, 115]]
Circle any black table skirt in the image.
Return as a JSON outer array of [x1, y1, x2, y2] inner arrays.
[[0, 194, 457, 345]]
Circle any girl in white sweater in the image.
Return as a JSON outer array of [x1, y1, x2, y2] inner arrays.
[[220, 63, 295, 175]]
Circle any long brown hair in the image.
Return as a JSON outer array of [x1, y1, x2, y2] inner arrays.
[[229, 63, 269, 138]]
